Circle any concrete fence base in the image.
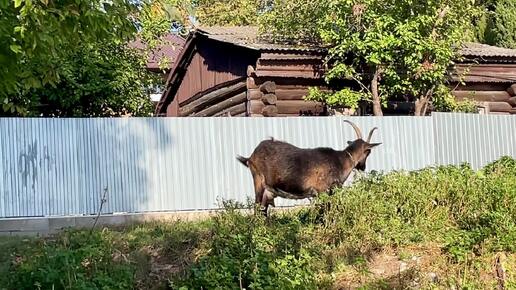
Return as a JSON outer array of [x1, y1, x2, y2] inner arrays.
[[0, 210, 220, 237], [0, 206, 304, 237]]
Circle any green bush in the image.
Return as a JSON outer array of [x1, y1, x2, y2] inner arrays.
[[172, 201, 325, 290], [432, 86, 478, 113], [307, 157, 516, 262], [172, 157, 516, 288]]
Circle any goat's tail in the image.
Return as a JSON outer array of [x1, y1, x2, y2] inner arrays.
[[236, 155, 250, 167]]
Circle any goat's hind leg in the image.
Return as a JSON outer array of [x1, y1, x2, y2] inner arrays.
[[251, 173, 267, 215], [260, 189, 276, 217]]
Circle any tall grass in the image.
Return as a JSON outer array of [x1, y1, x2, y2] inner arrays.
[[174, 156, 516, 289], [2, 157, 515, 289]]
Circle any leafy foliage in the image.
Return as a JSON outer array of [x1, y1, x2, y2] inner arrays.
[[261, 0, 480, 115], [193, 0, 267, 26], [258, 0, 325, 43], [4, 231, 135, 290], [172, 157, 516, 288], [432, 86, 478, 113], [312, 159, 516, 261], [488, 0, 516, 48], [305, 87, 366, 111], [0, 0, 139, 114], [473, 0, 516, 48], [172, 201, 324, 290], [5, 42, 158, 117], [138, 0, 194, 47], [2, 221, 211, 290]]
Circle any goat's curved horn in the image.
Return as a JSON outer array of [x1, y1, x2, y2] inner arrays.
[[366, 127, 378, 143], [343, 120, 363, 139]]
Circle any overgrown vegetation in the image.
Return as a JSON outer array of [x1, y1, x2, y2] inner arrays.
[[7, 42, 160, 117], [193, 0, 270, 26], [0, 221, 212, 290], [260, 0, 482, 116], [2, 156, 515, 289], [0, 0, 139, 115], [0, 0, 188, 117]]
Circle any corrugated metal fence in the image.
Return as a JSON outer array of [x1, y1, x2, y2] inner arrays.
[[0, 113, 515, 218]]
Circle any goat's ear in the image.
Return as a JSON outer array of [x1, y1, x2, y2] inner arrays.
[[368, 142, 382, 148], [347, 141, 353, 145]]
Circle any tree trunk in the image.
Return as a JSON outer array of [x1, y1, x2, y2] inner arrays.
[[371, 67, 384, 116], [414, 98, 427, 116], [414, 87, 434, 116]]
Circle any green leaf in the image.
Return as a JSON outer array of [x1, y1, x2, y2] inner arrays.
[[9, 44, 22, 54], [2, 103, 12, 112], [14, 0, 23, 8]]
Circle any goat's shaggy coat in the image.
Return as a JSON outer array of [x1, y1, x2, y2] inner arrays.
[[237, 120, 381, 216]]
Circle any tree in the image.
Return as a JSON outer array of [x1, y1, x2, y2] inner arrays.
[[258, 0, 325, 43], [481, 0, 516, 48], [261, 0, 480, 116], [7, 42, 159, 117], [1, 0, 197, 117], [193, 0, 270, 26], [0, 0, 139, 115]]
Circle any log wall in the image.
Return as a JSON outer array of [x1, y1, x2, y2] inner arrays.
[[246, 67, 328, 117], [178, 80, 248, 117], [452, 83, 516, 115]]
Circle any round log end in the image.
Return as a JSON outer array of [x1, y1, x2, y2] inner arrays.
[[507, 84, 516, 96], [259, 81, 277, 94], [506, 96, 516, 107], [247, 65, 256, 77], [262, 105, 278, 117], [261, 93, 277, 105]]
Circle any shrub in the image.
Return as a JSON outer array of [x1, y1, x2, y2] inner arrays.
[[171, 201, 326, 290], [306, 158, 516, 262], [172, 157, 516, 288]]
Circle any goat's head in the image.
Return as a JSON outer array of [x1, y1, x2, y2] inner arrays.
[[344, 120, 381, 171]]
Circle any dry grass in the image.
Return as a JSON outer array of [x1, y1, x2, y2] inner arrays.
[[332, 243, 516, 289]]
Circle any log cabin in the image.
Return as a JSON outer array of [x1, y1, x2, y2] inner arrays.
[[155, 26, 516, 117], [451, 43, 516, 115]]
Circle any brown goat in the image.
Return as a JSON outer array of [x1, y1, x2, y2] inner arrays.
[[237, 120, 381, 216]]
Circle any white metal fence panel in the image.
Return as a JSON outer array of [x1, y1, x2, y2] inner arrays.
[[0, 113, 514, 218], [433, 113, 516, 169]]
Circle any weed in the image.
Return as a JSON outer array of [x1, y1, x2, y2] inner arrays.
[[1, 156, 515, 289]]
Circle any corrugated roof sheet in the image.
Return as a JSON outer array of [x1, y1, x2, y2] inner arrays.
[[197, 26, 516, 59], [197, 26, 325, 52], [460, 42, 516, 58]]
